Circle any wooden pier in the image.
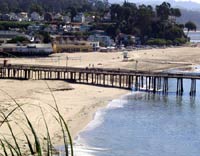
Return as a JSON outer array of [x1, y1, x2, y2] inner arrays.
[[0, 63, 199, 96]]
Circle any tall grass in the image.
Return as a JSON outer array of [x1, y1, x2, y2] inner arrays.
[[0, 85, 74, 156]]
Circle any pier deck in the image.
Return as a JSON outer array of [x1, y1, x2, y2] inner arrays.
[[0, 63, 199, 96]]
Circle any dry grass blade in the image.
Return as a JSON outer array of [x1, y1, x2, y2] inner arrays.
[[23, 132, 35, 155], [1, 112, 22, 156], [0, 140, 8, 156], [40, 107, 53, 156], [0, 89, 42, 156], [45, 81, 74, 156], [0, 105, 22, 127], [2, 137, 20, 156]]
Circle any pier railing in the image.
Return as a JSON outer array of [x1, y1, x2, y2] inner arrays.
[[0, 63, 199, 96]]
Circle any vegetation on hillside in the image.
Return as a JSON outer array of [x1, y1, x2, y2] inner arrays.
[[0, 0, 197, 46], [102, 1, 188, 45], [0, 0, 97, 13]]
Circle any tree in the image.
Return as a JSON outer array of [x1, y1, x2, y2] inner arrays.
[[110, 4, 121, 21], [38, 31, 51, 43], [67, 7, 77, 21], [0, 2, 9, 13], [156, 2, 171, 21], [165, 25, 185, 41], [170, 8, 181, 22], [185, 21, 197, 35], [136, 5, 155, 42], [171, 8, 181, 18], [30, 3, 43, 15]]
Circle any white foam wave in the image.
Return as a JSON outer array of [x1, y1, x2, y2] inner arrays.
[[74, 91, 142, 156], [74, 144, 110, 156]]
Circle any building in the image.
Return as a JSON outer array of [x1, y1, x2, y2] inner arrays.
[[0, 14, 11, 21], [116, 33, 136, 46], [9, 13, 19, 21], [73, 13, 85, 23], [0, 44, 53, 56], [54, 13, 63, 21], [63, 16, 71, 23], [102, 12, 111, 22], [28, 24, 44, 32], [80, 25, 92, 32], [88, 34, 114, 47], [44, 13, 53, 22], [0, 31, 27, 42], [18, 12, 29, 21], [53, 41, 98, 53], [30, 12, 43, 21]]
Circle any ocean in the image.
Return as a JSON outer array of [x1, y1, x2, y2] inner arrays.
[[73, 77, 200, 156], [187, 31, 200, 43]]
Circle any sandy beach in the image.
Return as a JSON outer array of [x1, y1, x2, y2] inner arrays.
[[1, 46, 200, 150]]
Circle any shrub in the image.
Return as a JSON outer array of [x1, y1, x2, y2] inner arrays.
[[146, 38, 167, 46], [173, 38, 187, 45], [7, 36, 30, 43]]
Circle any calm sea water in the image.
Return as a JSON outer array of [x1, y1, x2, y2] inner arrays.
[[73, 78, 200, 156], [187, 31, 200, 43]]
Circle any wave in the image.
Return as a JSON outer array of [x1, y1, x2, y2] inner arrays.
[[74, 91, 144, 156]]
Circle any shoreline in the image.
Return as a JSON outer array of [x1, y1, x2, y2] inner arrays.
[[1, 46, 200, 151], [67, 84, 129, 141]]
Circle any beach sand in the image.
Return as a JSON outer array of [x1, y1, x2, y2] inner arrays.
[[1, 46, 200, 149]]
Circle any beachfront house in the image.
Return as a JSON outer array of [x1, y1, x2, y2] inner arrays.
[[116, 33, 136, 47], [88, 34, 114, 47], [53, 41, 95, 53], [52, 34, 98, 52], [0, 44, 53, 56]]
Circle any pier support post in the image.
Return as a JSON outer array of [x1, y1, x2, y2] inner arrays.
[[153, 77, 157, 93], [190, 79, 196, 96], [176, 78, 184, 95], [163, 77, 168, 94]]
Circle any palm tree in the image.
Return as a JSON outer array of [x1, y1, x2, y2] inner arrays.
[[185, 21, 197, 36]]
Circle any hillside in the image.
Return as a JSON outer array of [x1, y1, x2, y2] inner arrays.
[[0, 0, 90, 13], [109, 0, 200, 11], [177, 9, 200, 29]]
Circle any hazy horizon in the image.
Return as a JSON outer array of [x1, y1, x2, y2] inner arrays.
[[110, 0, 200, 4]]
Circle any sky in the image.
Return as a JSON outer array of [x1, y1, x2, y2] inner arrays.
[[176, 0, 200, 3], [119, 0, 200, 3]]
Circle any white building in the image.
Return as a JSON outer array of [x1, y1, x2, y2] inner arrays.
[[73, 13, 85, 23], [18, 12, 29, 21], [0, 44, 53, 56], [89, 41, 100, 51], [88, 34, 114, 47]]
